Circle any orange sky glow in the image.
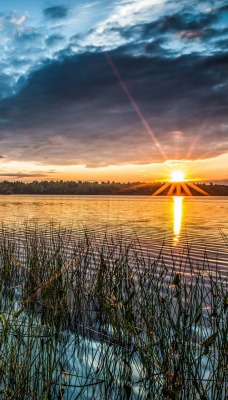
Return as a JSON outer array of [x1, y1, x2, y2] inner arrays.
[[0, 152, 227, 183]]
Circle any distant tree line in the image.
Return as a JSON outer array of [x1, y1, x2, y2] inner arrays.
[[0, 180, 227, 196]]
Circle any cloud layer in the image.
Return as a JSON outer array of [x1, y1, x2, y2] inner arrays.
[[43, 6, 68, 20], [0, 0, 227, 168]]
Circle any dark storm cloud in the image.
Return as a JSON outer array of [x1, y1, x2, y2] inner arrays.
[[148, 12, 217, 34], [0, 72, 13, 99], [117, 2, 228, 46], [214, 3, 228, 13], [0, 46, 227, 166], [215, 38, 228, 50], [43, 6, 68, 20], [144, 38, 168, 54], [112, 11, 217, 42], [174, 26, 228, 43]]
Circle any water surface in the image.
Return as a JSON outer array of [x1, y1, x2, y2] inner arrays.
[[0, 195, 227, 271]]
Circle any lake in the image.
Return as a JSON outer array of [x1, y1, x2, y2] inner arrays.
[[0, 195, 227, 399], [0, 195, 227, 273]]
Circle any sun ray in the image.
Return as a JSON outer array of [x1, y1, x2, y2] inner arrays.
[[187, 182, 209, 196], [114, 182, 153, 194], [181, 182, 193, 196], [105, 52, 167, 161], [152, 182, 171, 196], [152, 171, 209, 196], [185, 121, 208, 160], [176, 183, 181, 196], [167, 183, 175, 195]]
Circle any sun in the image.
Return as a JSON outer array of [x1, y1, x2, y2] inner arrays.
[[152, 170, 209, 196], [170, 171, 185, 182]]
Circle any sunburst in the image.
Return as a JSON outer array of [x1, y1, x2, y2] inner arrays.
[[152, 171, 209, 196]]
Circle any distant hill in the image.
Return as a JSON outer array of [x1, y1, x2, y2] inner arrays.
[[0, 180, 227, 196]]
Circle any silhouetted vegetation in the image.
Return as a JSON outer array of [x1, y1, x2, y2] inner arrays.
[[0, 180, 227, 195], [0, 225, 227, 399]]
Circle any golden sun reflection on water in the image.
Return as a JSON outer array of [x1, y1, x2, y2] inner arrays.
[[173, 196, 183, 243]]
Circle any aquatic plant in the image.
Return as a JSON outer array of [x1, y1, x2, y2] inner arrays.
[[0, 224, 227, 399]]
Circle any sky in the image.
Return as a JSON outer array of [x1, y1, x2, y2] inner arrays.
[[0, 0, 227, 183]]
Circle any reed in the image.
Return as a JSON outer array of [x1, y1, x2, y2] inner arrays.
[[0, 224, 227, 399]]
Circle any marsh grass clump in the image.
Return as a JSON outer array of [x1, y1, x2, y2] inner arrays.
[[0, 224, 227, 399]]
